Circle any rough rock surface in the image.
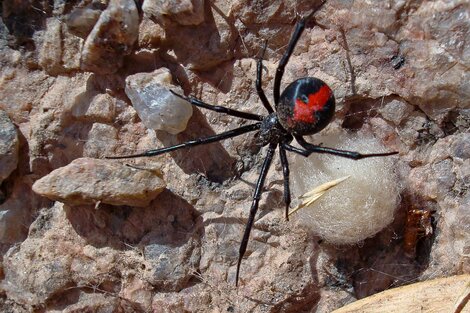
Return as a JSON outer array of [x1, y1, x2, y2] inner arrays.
[[143, 0, 205, 26], [80, 0, 139, 74], [0, 177, 35, 244], [32, 157, 166, 207], [0, 110, 18, 183], [0, 0, 469, 312]]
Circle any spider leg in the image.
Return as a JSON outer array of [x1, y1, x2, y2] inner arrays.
[[236, 143, 277, 286], [273, 1, 326, 104], [106, 123, 261, 159], [256, 41, 274, 114], [282, 136, 398, 160], [170, 90, 264, 121], [279, 145, 291, 220]]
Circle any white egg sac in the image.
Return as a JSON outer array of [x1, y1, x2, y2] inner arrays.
[[289, 129, 401, 244]]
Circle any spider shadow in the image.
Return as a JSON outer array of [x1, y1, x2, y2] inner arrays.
[[234, 177, 284, 221], [156, 107, 239, 183]]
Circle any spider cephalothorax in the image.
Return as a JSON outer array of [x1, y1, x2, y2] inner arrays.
[[256, 113, 290, 146], [107, 0, 397, 286]]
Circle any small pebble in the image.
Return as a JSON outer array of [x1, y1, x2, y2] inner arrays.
[[125, 68, 193, 134]]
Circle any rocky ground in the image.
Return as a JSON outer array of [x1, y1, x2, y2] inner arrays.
[[0, 0, 469, 312]]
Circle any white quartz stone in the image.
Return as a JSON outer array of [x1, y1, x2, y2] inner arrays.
[[125, 69, 193, 134]]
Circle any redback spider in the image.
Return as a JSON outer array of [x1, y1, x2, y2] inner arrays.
[[107, 1, 398, 286]]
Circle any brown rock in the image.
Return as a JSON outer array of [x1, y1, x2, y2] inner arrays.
[[0, 110, 19, 182], [2, 192, 201, 309], [0, 177, 34, 244], [142, 0, 205, 26], [138, 18, 166, 48], [71, 93, 116, 124], [32, 158, 166, 207], [65, 2, 106, 38], [80, 0, 139, 74], [83, 123, 119, 158]]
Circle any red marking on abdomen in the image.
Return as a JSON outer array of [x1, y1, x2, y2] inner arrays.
[[293, 85, 332, 123]]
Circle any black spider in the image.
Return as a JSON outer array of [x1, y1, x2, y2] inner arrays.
[[107, 1, 398, 286]]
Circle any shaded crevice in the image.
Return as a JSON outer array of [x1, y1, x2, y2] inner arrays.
[[441, 108, 470, 136], [331, 191, 437, 299]]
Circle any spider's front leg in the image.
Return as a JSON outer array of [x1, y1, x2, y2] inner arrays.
[[273, 0, 327, 104], [256, 41, 274, 114], [106, 123, 262, 159], [236, 143, 277, 286], [170, 90, 263, 121], [283, 136, 398, 160]]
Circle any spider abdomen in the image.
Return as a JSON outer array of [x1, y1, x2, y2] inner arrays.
[[276, 77, 335, 136]]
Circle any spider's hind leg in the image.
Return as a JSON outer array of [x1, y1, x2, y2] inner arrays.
[[283, 136, 398, 160], [279, 145, 291, 220]]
